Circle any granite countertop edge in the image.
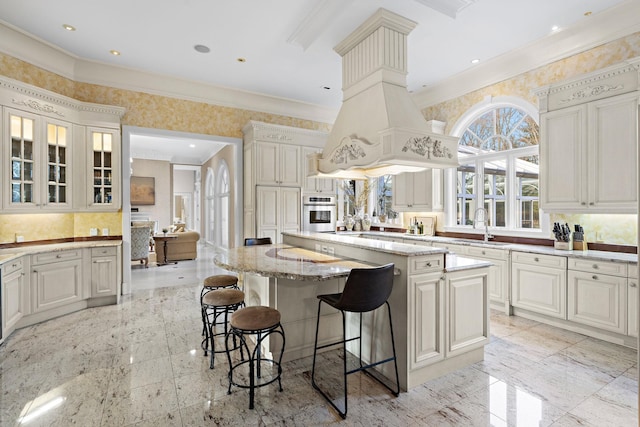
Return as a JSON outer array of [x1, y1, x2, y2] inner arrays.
[[0, 240, 122, 265]]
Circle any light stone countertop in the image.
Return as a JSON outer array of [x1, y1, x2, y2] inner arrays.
[[0, 240, 122, 266], [349, 231, 638, 264], [214, 244, 378, 281], [444, 253, 492, 272]]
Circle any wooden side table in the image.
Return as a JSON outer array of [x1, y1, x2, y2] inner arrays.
[[153, 234, 178, 266]]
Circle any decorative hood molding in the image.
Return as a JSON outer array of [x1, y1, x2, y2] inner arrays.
[[309, 8, 459, 179]]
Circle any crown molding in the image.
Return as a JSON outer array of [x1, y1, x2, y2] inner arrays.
[[412, 0, 640, 109], [0, 21, 338, 125]]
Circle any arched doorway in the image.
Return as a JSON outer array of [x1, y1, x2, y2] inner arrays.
[[216, 160, 230, 248]]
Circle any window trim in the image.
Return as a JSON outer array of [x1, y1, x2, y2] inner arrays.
[[444, 96, 549, 238]]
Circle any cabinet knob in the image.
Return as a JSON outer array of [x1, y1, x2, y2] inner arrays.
[[12, 263, 17, 267], [581, 202, 586, 206], [426, 262, 432, 267], [630, 282, 637, 288], [592, 275, 598, 280], [589, 202, 595, 206], [534, 257, 539, 262], [482, 250, 486, 255], [56, 254, 62, 258], [592, 264, 598, 269]]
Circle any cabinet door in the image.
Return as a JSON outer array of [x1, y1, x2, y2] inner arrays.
[[4, 108, 40, 210], [91, 256, 117, 297], [256, 142, 279, 185], [409, 273, 444, 369], [392, 172, 411, 209], [628, 281, 638, 338], [87, 127, 120, 210], [31, 259, 83, 312], [279, 144, 301, 186], [43, 118, 72, 210], [280, 187, 301, 236], [511, 262, 566, 318], [410, 169, 433, 211], [2, 266, 25, 336], [567, 270, 626, 334], [257, 186, 279, 241], [539, 105, 586, 211], [446, 269, 489, 357], [588, 92, 638, 211]]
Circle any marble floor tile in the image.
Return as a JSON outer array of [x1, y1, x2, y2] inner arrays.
[[1, 244, 637, 426]]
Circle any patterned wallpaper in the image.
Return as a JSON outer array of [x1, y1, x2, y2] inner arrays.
[[421, 32, 640, 246]]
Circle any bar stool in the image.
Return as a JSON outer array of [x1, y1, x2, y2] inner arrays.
[[200, 274, 238, 336], [225, 306, 285, 410], [311, 263, 400, 419], [201, 288, 245, 369]]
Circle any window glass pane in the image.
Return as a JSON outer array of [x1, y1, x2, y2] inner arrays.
[[375, 175, 392, 218], [496, 107, 524, 140], [516, 154, 539, 228], [23, 119, 33, 141], [12, 183, 20, 202], [511, 116, 540, 148], [58, 126, 67, 146], [456, 165, 476, 225], [47, 123, 56, 144], [10, 116, 21, 138], [24, 141, 33, 160], [11, 139, 20, 158]]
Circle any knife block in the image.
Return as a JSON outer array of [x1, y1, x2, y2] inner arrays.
[[573, 241, 588, 251]]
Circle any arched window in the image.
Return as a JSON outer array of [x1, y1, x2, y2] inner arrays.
[[216, 160, 230, 248], [205, 167, 215, 245], [449, 98, 543, 232]]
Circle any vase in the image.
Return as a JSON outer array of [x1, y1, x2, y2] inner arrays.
[[362, 214, 371, 231], [345, 215, 355, 231]]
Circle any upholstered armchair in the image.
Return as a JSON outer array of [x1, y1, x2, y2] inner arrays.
[[131, 226, 151, 267]]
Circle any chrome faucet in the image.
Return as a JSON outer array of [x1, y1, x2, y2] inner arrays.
[[473, 207, 493, 242]]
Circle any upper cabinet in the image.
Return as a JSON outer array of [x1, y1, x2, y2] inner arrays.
[[302, 146, 335, 194], [393, 168, 443, 212], [0, 77, 125, 213], [535, 58, 640, 213], [256, 141, 301, 186]]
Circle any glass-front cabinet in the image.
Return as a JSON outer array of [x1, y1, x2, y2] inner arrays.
[[1, 77, 124, 212], [87, 127, 120, 210]]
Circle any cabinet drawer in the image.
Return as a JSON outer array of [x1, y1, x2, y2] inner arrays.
[[432, 243, 466, 254], [91, 246, 117, 257], [2, 257, 24, 277], [466, 246, 508, 260], [628, 263, 638, 279], [511, 251, 566, 269], [32, 249, 82, 265], [409, 255, 444, 274], [568, 258, 627, 277]]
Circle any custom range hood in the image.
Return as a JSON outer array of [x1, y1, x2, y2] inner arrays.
[[309, 8, 459, 179]]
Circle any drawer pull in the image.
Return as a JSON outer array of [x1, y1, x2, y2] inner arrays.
[[12, 263, 17, 267], [56, 254, 62, 258], [630, 282, 637, 288], [592, 275, 598, 280], [426, 262, 432, 267]]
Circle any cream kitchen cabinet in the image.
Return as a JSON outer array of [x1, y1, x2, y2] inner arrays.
[[256, 186, 301, 244], [0, 77, 124, 213], [628, 264, 638, 338], [393, 169, 443, 212], [511, 251, 567, 319], [302, 147, 334, 194], [1, 256, 26, 338], [31, 249, 83, 313], [90, 246, 119, 297], [409, 272, 444, 369], [256, 141, 301, 186], [446, 268, 489, 357], [466, 245, 510, 313], [536, 60, 639, 213], [3, 108, 74, 211], [567, 258, 627, 334]]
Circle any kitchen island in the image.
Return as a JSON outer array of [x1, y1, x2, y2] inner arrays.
[[214, 232, 491, 390]]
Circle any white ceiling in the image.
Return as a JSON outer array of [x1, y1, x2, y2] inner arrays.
[[0, 0, 636, 164]]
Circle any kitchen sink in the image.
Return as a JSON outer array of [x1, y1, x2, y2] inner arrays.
[[452, 239, 511, 247]]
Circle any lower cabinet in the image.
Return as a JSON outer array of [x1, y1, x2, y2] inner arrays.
[[466, 246, 510, 313], [2, 257, 26, 337], [409, 273, 444, 369], [629, 264, 638, 338], [256, 186, 301, 244], [446, 269, 489, 356], [511, 252, 567, 319], [31, 251, 84, 313], [567, 270, 626, 334], [91, 247, 118, 297]]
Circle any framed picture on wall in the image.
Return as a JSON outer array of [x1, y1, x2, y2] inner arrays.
[[130, 176, 155, 205]]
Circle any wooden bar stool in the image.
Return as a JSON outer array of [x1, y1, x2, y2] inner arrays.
[[311, 263, 400, 418], [200, 274, 238, 336], [201, 288, 245, 369], [225, 306, 285, 409]]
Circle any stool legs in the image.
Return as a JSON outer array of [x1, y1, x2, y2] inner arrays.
[[225, 324, 285, 409], [311, 300, 400, 419]]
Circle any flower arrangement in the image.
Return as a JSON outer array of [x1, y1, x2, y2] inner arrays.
[[341, 180, 370, 215]]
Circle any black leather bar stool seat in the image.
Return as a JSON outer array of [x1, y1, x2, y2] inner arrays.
[[311, 263, 400, 418], [201, 288, 245, 369], [225, 305, 285, 410]]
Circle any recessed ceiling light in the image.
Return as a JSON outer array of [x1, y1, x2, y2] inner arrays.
[[237, 57, 246, 63], [194, 44, 210, 53], [471, 58, 480, 64], [584, 11, 592, 16], [551, 25, 560, 32], [189, 144, 196, 148], [109, 50, 121, 56], [62, 24, 75, 31]]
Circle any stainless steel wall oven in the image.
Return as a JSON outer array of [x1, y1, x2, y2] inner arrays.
[[302, 195, 336, 233]]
